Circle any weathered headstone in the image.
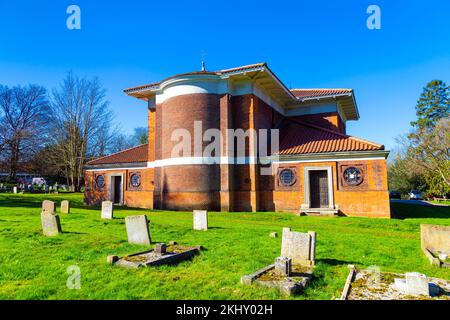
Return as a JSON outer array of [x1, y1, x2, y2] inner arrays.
[[281, 228, 316, 265], [405, 272, 430, 296], [193, 210, 208, 231], [61, 200, 70, 214], [125, 215, 151, 245], [101, 201, 113, 219], [275, 257, 292, 277], [395, 272, 431, 296], [13, 186, 18, 194], [41, 212, 62, 236], [42, 200, 56, 214], [155, 243, 167, 254], [421, 224, 450, 253], [421, 224, 450, 267]]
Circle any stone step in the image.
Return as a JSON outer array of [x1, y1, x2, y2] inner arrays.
[[299, 209, 339, 217]]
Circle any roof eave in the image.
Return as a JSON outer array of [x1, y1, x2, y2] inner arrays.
[[271, 150, 390, 162], [84, 162, 148, 170], [289, 92, 359, 121]]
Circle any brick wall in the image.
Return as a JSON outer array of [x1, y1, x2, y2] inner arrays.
[[270, 159, 391, 218], [291, 112, 346, 134], [155, 93, 223, 210], [84, 168, 154, 209]]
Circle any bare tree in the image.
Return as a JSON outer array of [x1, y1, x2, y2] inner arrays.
[[407, 117, 450, 196], [0, 85, 50, 181], [108, 132, 134, 154], [101, 126, 148, 155], [49, 73, 114, 191]]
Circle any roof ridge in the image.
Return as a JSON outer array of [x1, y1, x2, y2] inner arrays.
[[87, 143, 148, 165], [124, 63, 268, 94], [216, 62, 267, 73], [287, 117, 384, 149], [347, 135, 384, 149]]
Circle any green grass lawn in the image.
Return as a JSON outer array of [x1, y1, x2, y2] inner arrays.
[[0, 193, 449, 300]]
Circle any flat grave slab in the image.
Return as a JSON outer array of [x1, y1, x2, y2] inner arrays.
[[241, 263, 314, 296], [111, 244, 202, 269], [343, 268, 450, 300], [242, 227, 317, 296]]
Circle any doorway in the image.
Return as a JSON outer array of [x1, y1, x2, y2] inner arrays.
[[309, 170, 329, 208], [111, 176, 122, 204]]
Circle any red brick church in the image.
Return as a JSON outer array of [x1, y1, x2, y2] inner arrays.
[[84, 63, 391, 218]]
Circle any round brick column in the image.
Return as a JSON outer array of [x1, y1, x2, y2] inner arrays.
[[157, 93, 222, 211]]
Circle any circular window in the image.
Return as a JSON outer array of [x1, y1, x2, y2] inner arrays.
[[343, 167, 363, 186], [96, 175, 105, 188], [279, 169, 296, 186], [130, 174, 141, 188]]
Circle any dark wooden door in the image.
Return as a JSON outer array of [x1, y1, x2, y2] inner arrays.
[[310, 170, 329, 208], [114, 176, 122, 204]]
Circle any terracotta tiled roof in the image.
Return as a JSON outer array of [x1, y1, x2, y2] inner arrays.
[[278, 119, 384, 155], [87, 144, 148, 165], [291, 89, 353, 100], [124, 63, 267, 94]]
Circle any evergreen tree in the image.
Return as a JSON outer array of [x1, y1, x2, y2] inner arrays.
[[411, 80, 450, 131]]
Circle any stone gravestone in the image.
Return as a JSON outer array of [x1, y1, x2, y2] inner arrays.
[[281, 228, 316, 266], [41, 211, 62, 236], [101, 201, 113, 219], [275, 257, 292, 277], [193, 210, 208, 231], [61, 200, 70, 214], [125, 215, 151, 245], [405, 272, 430, 296], [13, 186, 18, 194], [42, 200, 56, 214], [155, 243, 167, 254], [395, 272, 431, 296]]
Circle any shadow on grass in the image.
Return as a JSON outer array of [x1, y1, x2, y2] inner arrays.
[[317, 258, 356, 266], [63, 231, 88, 235], [391, 203, 450, 220], [0, 194, 85, 209]]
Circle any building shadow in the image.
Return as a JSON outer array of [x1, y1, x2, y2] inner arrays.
[[391, 202, 450, 220]]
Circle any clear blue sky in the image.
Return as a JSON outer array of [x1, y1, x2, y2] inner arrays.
[[1, 0, 449, 150]]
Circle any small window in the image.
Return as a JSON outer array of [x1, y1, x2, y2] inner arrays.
[[343, 167, 363, 186], [96, 175, 105, 189], [279, 169, 296, 186], [130, 174, 141, 188]]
